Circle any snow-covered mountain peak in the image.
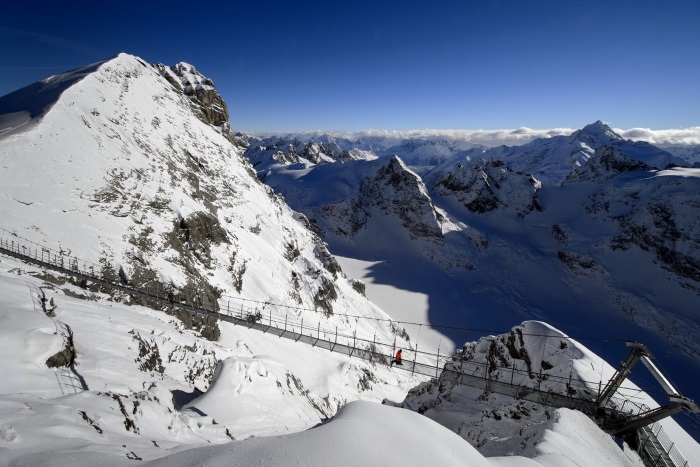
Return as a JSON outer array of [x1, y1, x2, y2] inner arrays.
[[319, 155, 444, 243], [0, 52, 404, 340], [565, 145, 650, 183], [152, 59, 232, 140], [461, 120, 686, 185], [170, 62, 216, 92], [431, 159, 543, 218], [0, 59, 108, 136], [578, 120, 624, 144]]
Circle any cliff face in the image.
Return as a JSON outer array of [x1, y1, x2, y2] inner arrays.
[[564, 145, 650, 182], [400, 322, 614, 456], [433, 159, 543, 218], [155, 61, 236, 145]]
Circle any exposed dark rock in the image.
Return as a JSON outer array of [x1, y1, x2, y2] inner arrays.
[[154, 62, 236, 145], [551, 224, 569, 244], [132, 332, 165, 374], [350, 278, 366, 296], [434, 160, 543, 217], [565, 146, 650, 183], [557, 251, 604, 275], [314, 242, 342, 279], [358, 156, 443, 240], [313, 276, 338, 316], [611, 202, 700, 282], [46, 338, 75, 368]]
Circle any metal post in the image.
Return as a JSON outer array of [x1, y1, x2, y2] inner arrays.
[[412, 345, 417, 375], [270, 308, 272, 327], [436, 347, 440, 378], [284, 313, 287, 332], [295, 317, 303, 342], [349, 330, 356, 357], [372, 333, 376, 362]]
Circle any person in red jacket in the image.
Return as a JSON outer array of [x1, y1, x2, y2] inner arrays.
[[391, 349, 403, 366]]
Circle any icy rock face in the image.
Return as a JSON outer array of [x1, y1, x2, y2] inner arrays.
[[451, 322, 590, 393], [155, 62, 235, 144], [433, 159, 543, 217], [400, 322, 598, 454], [359, 157, 443, 239], [574, 120, 625, 146], [241, 137, 310, 172], [316, 156, 444, 241], [240, 133, 479, 170], [583, 175, 700, 285], [565, 146, 700, 286], [565, 146, 650, 182], [559, 152, 700, 355], [611, 202, 700, 283], [241, 134, 375, 173], [660, 144, 700, 166]]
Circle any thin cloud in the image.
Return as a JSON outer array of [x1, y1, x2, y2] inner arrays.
[[0, 27, 98, 56], [0, 66, 78, 71], [255, 128, 575, 147], [253, 127, 700, 147], [614, 127, 700, 146]]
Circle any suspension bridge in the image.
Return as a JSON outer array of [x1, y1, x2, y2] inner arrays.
[[0, 227, 696, 466]]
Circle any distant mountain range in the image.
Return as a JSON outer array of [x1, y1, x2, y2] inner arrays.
[[240, 123, 699, 178]]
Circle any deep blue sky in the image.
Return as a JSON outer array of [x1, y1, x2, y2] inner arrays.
[[1, 1, 698, 132]]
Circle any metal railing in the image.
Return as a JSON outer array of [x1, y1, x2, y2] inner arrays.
[[638, 422, 691, 467]]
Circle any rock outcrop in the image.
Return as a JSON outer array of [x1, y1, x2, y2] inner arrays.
[[565, 146, 650, 183], [433, 160, 543, 217], [314, 156, 444, 241], [155, 62, 236, 145]]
